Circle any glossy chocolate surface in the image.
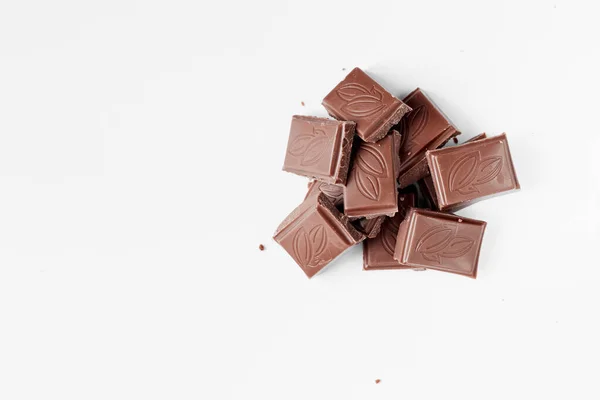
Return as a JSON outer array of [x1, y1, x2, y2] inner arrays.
[[363, 192, 417, 270], [396, 88, 460, 174], [344, 131, 401, 218], [283, 115, 355, 184], [394, 209, 486, 278], [274, 193, 365, 278], [322, 68, 411, 142], [426, 133, 520, 211]]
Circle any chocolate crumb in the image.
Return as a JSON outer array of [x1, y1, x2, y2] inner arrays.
[[301, 101, 305, 106], [452, 137, 458, 144], [375, 379, 381, 384], [259, 244, 265, 251]]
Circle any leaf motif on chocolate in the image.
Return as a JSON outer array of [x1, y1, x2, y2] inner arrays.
[[309, 225, 327, 257], [292, 228, 312, 268], [288, 135, 313, 156], [381, 224, 398, 257], [300, 136, 328, 166], [342, 99, 385, 118], [416, 225, 456, 264], [440, 236, 474, 258], [448, 152, 480, 195], [475, 156, 503, 185], [356, 144, 388, 178], [404, 105, 429, 151], [337, 83, 370, 101], [355, 168, 380, 201]]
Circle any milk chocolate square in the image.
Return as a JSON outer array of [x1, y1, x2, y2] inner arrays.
[[322, 68, 411, 143], [283, 116, 355, 185], [394, 209, 486, 278], [426, 133, 520, 211], [274, 193, 365, 278], [343, 131, 401, 219]]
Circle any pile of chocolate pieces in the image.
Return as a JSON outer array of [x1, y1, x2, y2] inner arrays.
[[274, 68, 520, 279]]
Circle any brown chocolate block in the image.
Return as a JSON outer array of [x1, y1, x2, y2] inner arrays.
[[344, 131, 401, 219], [283, 115, 355, 184], [304, 180, 344, 207], [426, 133, 520, 211], [363, 192, 417, 270], [353, 216, 386, 239], [322, 68, 411, 143], [396, 88, 460, 175], [394, 209, 486, 278], [274, 193, 365, 278]]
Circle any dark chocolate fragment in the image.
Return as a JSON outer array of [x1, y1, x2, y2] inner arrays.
[[274, 193, 365, 278], [363, 192, 417, 270], [283, 115, 355, 185], [344, 131, 401, 218], [396, 88, 460, 175], [426, 133, 520, 211], [394, 209, 486, 278], [259, 244, 265, 251], [322, 68, 411, 143]]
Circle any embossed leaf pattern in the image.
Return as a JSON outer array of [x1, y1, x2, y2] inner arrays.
[[292, 225, 331, 269], [356, 144, 388, 178], [301, 136, 328, 166], [475, 156, 503, 185], [288, 135, 313, 156], [292, 229, 311, 267], [355, 168, 380, 201], [309, 225, 327, 257], [287, 127, 329, 166], [416, 224, 474, 264], [401, 105, 429, 152], [448, 151, 504, 195], [448, 152, 480, 195], [440, 236, 474, 258], [337, 83, 370, 101], [337, 83, 386, 118], [353, 143, 388, 201]]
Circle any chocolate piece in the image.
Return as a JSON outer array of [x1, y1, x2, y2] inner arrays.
[[322, 68, 411, 143], [304, 180, 344, 207], [344, 131, 401, 218], [426, 133, 520, 211], [394, 209, 486, 278], [353, 216, 386, 239], [396, 88, 460, 175], [283, 115, 356, 185], [274, 193, 365, 278], [259, 244, 265, 251], [363, 192, 417, 270]]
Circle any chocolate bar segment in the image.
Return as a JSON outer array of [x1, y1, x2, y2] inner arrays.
[[274, 193, 365, 278], [396, 88, 460, 175], [394, 209, 486, 278], [322, 68, 411, 143], [344, 131, 401, 218], [283, 116, 355, 184], [363, 192, 417, 270], [304, 180, 344, 207], [426, 133, 520, 211]]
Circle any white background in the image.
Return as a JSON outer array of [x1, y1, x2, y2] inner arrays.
[[0, 0, 599, 399]]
